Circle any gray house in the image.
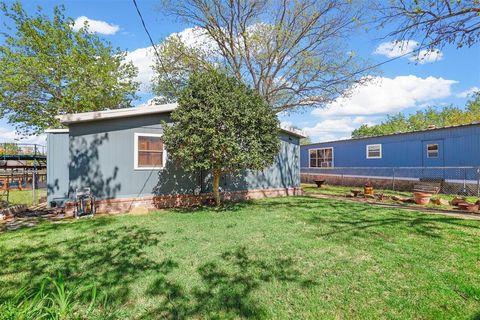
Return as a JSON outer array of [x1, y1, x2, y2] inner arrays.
[[46, 103, 304, 214]]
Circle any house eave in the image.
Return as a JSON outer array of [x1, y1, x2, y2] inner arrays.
[[56, 102, 306, 138], [45, 128, 70, 133], [57, 103, 178, 124], [279, 125, 306, 138]]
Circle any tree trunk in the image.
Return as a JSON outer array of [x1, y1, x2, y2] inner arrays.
[[212, 169, 221, 206]]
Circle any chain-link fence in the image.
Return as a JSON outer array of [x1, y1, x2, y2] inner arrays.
[[301, 166, 480, 196]]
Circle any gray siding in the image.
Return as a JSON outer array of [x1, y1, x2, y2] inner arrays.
[[47, 132, 70, 206], [50, 113, 300, 203]]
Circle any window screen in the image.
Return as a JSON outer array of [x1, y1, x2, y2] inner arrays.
[[136, 135, 164, 168], [427, 144, 438, 158], [309, 148, 333, 167], [366, 144, 382, 159]]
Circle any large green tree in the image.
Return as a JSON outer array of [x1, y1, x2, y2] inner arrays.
[[0, 2, 139, 135], [153, 0, 371, 112], [351, 93, 480, 138], [163, 69, 280, 206]]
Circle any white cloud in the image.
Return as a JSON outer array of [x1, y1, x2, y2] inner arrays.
[[302, 117, 372, 142], [456, 86, 480, 98], [124, 28, 219, 94], [302, 75, 457, 142], [73, 16, 119, 35], [0, 127, 46, 145], [168, 27, 218, 53], [312, 75, 457, 117], [374, 40, 443, 64], [305, 118, 356, 134], [374, 40, 418, 58], [409, 49, 443, 64], [125, 46, 156, 92]]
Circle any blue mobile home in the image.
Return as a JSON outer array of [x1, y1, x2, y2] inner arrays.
[[47, 103, 304, 213], [300, 123, 480, 193]]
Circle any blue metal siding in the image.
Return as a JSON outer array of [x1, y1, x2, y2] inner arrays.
[[301, 124, 480, 168], [52, 114, 300, 202]]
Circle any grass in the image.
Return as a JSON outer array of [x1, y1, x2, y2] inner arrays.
[[303, 183, 412, 198], [303, 183, 480, 209], [1, 188, 47, 207], [0, 273, 118, 319], [0, 196, 479, 319]]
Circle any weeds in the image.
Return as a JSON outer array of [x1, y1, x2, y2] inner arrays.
[[0, 273, 122, 320]]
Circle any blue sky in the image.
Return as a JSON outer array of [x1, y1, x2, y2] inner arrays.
[[1, 0, 479, 144]]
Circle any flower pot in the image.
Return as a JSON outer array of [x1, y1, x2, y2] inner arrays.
[[413, 192, 432, 205], [364, 186, 374, 195]]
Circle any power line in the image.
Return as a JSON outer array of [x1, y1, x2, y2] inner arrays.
[[132, 0, 175, 82], [131, 0, 162, 62]]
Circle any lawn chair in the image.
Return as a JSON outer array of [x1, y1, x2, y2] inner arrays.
[[74, 188, 96, 218]]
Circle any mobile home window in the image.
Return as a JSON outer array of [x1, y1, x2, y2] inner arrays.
[[134, 133, 165, 169], [309, 148, 333, 167], [366, 144, 382, 159], [427, 144, 438, 158]]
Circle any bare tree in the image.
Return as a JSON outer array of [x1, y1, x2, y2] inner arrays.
[[153, 0, 371, 112], [377, 0, 480, 49]]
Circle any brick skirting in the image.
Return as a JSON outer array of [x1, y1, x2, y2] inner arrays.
[[64, 187, 303, 215], [301, 173, 415, 191]]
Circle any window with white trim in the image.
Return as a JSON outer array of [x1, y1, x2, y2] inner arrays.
[[366, 144, 382, 159], [427, 144, 439, 158], [309, 147, 333, 167], [134, 133, 165, 169]]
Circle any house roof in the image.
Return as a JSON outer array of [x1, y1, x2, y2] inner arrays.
[[56, 103, 306, 138], [303, 122, 480, 146], [57, 103, 177, 124]]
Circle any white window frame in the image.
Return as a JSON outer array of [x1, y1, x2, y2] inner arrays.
[[366, 144, 382, 159], [426, 143, 439, 158], [134, 133, 166, 170], [308, 147, 334, 168]]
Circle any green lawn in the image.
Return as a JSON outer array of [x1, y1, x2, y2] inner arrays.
[[2, 188, 47, 207], [0, 197, 479, 319]]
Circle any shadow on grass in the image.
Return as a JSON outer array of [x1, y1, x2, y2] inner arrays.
[[0, 222, 166, 305], [0, 215, 113, 236], [253, 196, 480, 239], [169, 199, 254, 214], [0, 215, 314, 318], [141, 246, 315, 319]]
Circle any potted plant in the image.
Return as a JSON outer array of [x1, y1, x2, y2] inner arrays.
[[364, 183, 374, 195], [413, 192, 432, 205]]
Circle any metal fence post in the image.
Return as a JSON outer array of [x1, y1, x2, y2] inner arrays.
[[392, 168, 396, 191], [477, 167, 480, 197], [32, 161, 37, 206]]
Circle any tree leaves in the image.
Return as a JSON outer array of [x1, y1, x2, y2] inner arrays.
[[163, 69, 280, 205], [163, 69, 280, 175], [0, 2, 139, 135]]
